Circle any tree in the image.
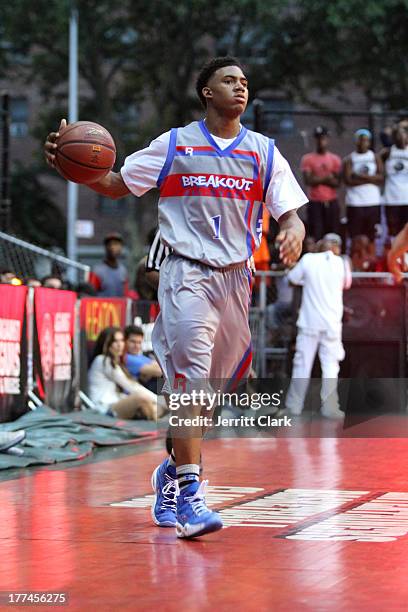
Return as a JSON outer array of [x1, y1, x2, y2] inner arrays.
[[10, 162, 66, 248]]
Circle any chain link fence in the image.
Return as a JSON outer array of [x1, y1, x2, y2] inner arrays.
[[0, 231, 90, 285]]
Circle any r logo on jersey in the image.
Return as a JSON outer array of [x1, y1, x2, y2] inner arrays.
[[185, 147, 194, 156]]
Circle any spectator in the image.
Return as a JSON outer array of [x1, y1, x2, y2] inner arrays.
[[285, 233, 352, 419], [145, 226, 171, 291], [343, 129, 383, 253], [124, 325, 162, 390], [26, 278, 42, 288], [91, 232, 128, 297], [134, 255, 158, 300], [0, 269, 22, 285], [381, 125, 408, 237], [42, 275, 63, 289], [301, 126, 342, 240], [76, 282, 97, 297], [350, 235, 376, 271], [88, 326, 167, 420]]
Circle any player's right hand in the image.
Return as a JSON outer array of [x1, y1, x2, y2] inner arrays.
[[44, 119, 67, 168]]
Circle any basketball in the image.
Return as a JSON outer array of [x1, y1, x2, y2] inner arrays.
[[55, 121, 116, 184]]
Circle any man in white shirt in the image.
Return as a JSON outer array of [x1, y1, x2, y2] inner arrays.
[[45, 56, 307, 539], [285, 233, 352, 419]]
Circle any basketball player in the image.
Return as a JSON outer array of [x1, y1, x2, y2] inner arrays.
[[343, 129, 383, 253], [381, 125, 408, 237], [45, 56, 307, 538]]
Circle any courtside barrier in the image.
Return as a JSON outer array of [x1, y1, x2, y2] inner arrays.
[[0, 284, 28, 422]]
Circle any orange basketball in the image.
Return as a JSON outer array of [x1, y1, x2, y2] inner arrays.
[[55, 121, 116, 184]]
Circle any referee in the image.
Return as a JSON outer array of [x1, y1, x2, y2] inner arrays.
[[145, 227, 172, 289]]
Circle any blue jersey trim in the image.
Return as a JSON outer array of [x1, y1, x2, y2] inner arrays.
[[263, 138, 275, 200], [198, 120, 248, 156], [230, 343, 252, 381], [157, 128, 178, 187], [244, 200, 254, 259]]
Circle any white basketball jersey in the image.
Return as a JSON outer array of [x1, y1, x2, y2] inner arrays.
[[345, 150, 381, 207], [383, 145, 408, 206]]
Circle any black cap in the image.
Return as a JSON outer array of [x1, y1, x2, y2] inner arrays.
[[314, 126, 329, 137], [104, 232, 124, 245]]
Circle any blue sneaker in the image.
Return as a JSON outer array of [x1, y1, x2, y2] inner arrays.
[[151, 459, 177, 527], [176, 480, 223, 539]]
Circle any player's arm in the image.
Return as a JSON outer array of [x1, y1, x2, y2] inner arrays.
[[387, 223, 408, 283], [45, 119, 168, 199], [276, 210, 305, 267], [87, 171, 130, 199]]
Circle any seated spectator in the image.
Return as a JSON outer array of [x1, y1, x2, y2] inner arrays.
[[26, 278, 42, 288], [124, 325, 162, 391], [350, 235, 376, 271], [88, 327, 167, 420], [0, 269, 22, 285], [91, 232, 128, 297], [42, 275, 63, 289]]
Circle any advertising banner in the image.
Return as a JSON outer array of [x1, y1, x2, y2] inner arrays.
[[34, 287, 77, 412], [0, 284, 28, 422]]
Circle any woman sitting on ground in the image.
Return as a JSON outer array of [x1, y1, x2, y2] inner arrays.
[[88, 326, 166, 420]]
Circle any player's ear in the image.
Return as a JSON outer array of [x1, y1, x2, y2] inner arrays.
[[202, 86, 212, 101]]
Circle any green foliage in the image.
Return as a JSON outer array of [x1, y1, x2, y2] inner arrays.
[[10, 162, 66, 248], [1, 0, 408, 249]]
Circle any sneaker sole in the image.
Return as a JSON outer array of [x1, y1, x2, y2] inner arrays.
[[150, 466, 176, 528], [0, 430, 26, 452], [175, 519, 223, 539]]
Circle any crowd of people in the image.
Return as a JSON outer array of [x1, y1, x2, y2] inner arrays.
[[299, 120, 408, 271]]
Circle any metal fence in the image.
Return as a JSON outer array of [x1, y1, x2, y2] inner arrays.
[[252, 270, 408, 378], [0, 231, 90, 285]]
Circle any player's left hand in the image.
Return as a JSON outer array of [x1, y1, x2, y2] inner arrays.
[[276, 229, 303, 266]]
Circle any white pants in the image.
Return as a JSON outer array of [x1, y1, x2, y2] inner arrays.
[[285, 328, 345, 415]]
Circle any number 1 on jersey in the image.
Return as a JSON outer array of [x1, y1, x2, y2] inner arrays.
[[211, 215, 221, 240]]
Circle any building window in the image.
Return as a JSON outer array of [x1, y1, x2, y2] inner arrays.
[[10, 97, 29, 138]]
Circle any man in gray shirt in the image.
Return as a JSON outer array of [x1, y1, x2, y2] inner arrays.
[[92, 232, 128, 297]]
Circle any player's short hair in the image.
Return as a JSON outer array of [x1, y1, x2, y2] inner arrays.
[[195, 56, 244, 108]]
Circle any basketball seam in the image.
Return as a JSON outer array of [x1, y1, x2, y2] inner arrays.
[[58, 139, 116, 152], [59, 122, 111, 141], [56, 149, 113, 170]]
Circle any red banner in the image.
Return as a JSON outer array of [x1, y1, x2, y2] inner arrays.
[[0, 285, 28, 422], [79, 298, 128, 390], [80, 296, 128, 342], [34, 288, 77, 409]]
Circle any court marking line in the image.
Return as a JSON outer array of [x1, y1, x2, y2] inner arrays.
[[274, 490, 387, 538]]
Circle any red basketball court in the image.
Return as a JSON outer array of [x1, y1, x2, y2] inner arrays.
[[1, 423, 408, 610]]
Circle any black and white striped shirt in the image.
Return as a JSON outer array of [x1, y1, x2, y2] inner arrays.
[[145, 228, 172, 272]]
